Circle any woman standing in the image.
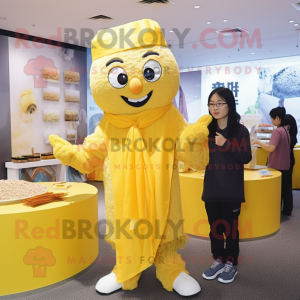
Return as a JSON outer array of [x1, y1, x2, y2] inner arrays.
[[281, 114, 297, 215], [252, 107, 292, 215], [202, 87, 252, 284]]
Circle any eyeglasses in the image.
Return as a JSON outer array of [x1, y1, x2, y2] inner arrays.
[[208, 103, 227, 108]]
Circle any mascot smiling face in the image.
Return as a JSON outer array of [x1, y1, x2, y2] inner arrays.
[[90, 21, 179, 115]]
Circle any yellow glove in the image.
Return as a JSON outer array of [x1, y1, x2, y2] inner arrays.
[[176, 114, 212, 169], [48, 126, 108, 174], [49, 135, 77, 166]]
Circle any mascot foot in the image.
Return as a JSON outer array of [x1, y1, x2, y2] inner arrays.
[[95, 272, 122, 294], [173, 272, 201, 296]]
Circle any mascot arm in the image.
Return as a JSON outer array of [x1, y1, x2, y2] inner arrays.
[[175, 114, 212, 170], [48, 126, 108, 174]]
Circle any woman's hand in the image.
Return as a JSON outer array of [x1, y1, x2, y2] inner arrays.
[[215, 132, 226, 146], [251, 139, 260, 146]]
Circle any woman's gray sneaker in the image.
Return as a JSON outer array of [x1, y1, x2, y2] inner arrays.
[[202, 258, 225, 280], [218, 261, 238, 283]]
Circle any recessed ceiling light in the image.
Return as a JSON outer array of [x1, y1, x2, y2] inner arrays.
[[251, 53, 255, 54], [0, 17, 7, 20], [294, 23, 299, 26], [223, 19, 228, 22], [169, 30, 173, 33], [289, 20, 295, 23], [207, 21, 211, 24], [194, 5, 200, 8]]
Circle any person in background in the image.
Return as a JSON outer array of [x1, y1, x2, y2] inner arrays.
[[202, 87, 252, 284], [281, 114, 298, 215], [252, 107, 292, 216]]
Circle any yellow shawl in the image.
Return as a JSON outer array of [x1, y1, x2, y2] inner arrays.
[[100, 104, 180, 283]]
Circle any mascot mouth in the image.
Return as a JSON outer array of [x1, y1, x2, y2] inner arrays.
[[121, 91, 153, 107]]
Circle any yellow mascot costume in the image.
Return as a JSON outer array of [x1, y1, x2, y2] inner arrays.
[[49, 19, 212, 296]]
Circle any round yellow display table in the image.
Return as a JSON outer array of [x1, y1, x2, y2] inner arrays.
[[0, 182, 99, 296], [179, 168, 281, 240], [257, 147, 300, 189]]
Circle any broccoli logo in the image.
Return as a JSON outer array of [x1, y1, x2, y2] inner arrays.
[[24, 56, 58, 88], [23, 246, 56, 277]]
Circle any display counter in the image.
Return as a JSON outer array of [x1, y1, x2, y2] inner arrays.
[[179, 168, 281, 240], [257, 148, 300, 189], [0, 182, 99, 296], [5, 159, 67, 182]]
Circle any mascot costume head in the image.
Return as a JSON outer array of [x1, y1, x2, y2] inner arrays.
[[90, 19, 179, 114], [50, 19, 212, 296]]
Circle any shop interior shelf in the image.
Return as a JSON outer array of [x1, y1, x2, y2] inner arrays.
[[5, 159, 61, 169]]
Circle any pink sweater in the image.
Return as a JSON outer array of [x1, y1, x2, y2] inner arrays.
[[268, 127, 290, 171]]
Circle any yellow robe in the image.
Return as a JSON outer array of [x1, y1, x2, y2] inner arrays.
[[49, 107, 211, 288], [100, 105, 180, 283]]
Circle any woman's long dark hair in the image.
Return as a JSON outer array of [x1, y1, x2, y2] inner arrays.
[[269, 107, 286, 127], [207, 87, 241, 138], [282, 114, 298, 144]]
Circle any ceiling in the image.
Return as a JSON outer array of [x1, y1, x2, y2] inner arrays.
[[1, 0, 300, 67]]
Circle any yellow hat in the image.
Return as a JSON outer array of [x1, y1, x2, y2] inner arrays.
[[91, 19, 168, 62]]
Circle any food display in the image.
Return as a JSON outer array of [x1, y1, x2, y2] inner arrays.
[[257, 124, 274, 133], [258, 123, 273, 127], [10, 64, 82, 170], [256, 129, 273, 133], [0, 180, 48, 202], [67, 132, 76, 139], [256, 132, 272, 140], [22, 154, 41, 162], [22, 147, 41, 162], [65, 89, 80, 103], [24, 191, 67, 207], [67, 138, 76, 144], [43, 67, 60, 83], [11, 156, 28, 163], [43, 109, 60, 122], [65, 109, 79, 121], [64, 71, 80, 84], [66, 129, 77, 144], [256, 123, 274, 144], [43, 87, 60, 101], [41, 153, 55, 160]]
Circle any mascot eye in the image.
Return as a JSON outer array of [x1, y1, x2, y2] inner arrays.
[[143, 60, 162, 82], [108, 67, 128, 88]]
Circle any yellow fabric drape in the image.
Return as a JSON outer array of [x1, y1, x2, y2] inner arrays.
[[104, 104, 172, 228], [100, 104, 180, 283]]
